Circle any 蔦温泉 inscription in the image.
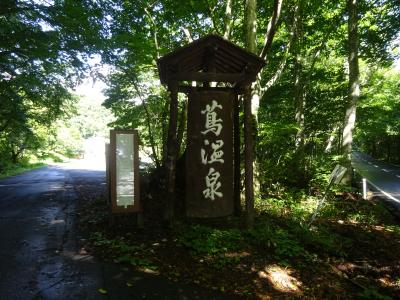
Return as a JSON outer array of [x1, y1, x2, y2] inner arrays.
[[186, 91, 234, 217], [200, 100, 224, 201]]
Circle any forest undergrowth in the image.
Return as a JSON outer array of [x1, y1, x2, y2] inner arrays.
[[76, 181, 400, 299]]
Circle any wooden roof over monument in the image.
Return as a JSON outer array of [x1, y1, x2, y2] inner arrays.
[[157, 34, 265, 87]]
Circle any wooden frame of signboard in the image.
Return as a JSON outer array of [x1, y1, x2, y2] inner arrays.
[[109, 129, 140, 214]]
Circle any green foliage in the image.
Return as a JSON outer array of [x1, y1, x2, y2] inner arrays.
[[179, 225, 243, 255], [104, 72, 170, 165], [0, 0, 108, 168], [356, 67, 400, 162], [247, 225, 306, 262], [358, 287, 392, 300], [0, 161, 46, 179], [321, 196, 395, 226]]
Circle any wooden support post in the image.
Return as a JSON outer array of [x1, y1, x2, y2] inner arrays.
[[165, 82, 179, 224], [244, 87, 254, 227], [233, 93, 241, 216]]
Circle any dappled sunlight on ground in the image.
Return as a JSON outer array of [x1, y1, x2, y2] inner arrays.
[[258, 265, 303, 295]]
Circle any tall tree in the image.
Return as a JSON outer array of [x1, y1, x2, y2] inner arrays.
[[342, 0, 360, 183], [243, 0, 258, 226]]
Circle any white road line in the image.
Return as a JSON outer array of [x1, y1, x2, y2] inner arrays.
[[382, 169, 389, 172], [374, 165, 379, 168], [365, 179, 400, 204], [396, 175, 400, 179]]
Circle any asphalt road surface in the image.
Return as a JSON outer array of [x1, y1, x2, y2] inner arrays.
[[352, 151, 400, 210], [0, 161, 237, 299]]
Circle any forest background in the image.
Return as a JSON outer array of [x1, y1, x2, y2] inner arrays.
[[0, 0, 399, 192], [2, 1, 400, 297]]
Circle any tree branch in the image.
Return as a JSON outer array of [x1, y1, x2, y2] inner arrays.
[[206, 1, 222, 35], [131, 75, 162, 168], [181, 27, 193, 42], [260, 0, 283, 60], [144, 6, 160, 59]]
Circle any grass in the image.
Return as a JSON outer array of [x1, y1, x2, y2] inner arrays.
[[0, 150, 73, 179], [0, 161, 47, 178]]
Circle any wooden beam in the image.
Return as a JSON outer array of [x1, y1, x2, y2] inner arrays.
[[168, 72, 250, 83], [177, 86, 245, 94]]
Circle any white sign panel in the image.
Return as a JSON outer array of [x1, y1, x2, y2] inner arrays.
[[116, 133, 135, 208]]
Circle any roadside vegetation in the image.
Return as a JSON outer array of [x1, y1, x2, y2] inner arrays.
[[0, 94, 112, 177], [76, 186, 400, 299]]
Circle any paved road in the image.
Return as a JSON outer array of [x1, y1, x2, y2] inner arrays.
[[352, 151, 400, 209], [0, 162, 236, 299]]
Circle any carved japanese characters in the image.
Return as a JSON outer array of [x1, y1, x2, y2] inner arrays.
[[186, 91, 234, 218]]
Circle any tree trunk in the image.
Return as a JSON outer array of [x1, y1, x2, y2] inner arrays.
[[223, 0, 233, 39], [244, 0, 257, 227], [325, 124, 339, 153], [342, 0, 360, 184], [176, 98, 187, 156], [293, 0, 305, 154]]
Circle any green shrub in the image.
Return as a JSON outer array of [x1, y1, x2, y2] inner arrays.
[[179, 225, 243, 255]]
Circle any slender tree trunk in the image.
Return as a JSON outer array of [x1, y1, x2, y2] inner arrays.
[[176, 99, 187, 156], [260, 0, 283, 60], [342, 0, 360, 184], [131, 78, 161, 168], [223, 0, 233, 39], [242, 0, 283, 226], [293, 54, 306, 181], [244, 0, 257, 227], [161, 97, 170, 165], [244, 0, 257, 53], [293, 0, 305, 154], [325, 124, 340, 153]]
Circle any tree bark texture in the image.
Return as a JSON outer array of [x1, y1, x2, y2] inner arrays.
[[244, 0, 257, 227], [244, 0, 257, 53], [223, 0, 233, 39], [244, 88, 254, 227], [260, 0, 283, 60], [293, 0, 305, 154], [342, 0, 360, 183], [176, 98, 187, 156]]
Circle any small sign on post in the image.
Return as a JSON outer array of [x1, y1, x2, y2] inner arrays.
[[328, 164, 347, 185], [308, 164, 347, 227], [109, 130, 140, 214]]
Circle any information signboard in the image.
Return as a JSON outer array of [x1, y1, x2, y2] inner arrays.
[[109, 130, 140, 213]]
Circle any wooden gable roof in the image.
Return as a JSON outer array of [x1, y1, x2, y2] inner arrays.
[[157, 34, 265, 86]]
